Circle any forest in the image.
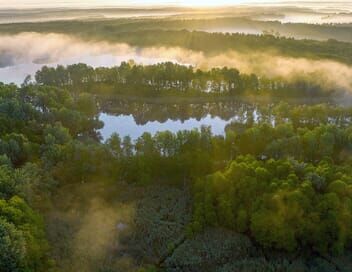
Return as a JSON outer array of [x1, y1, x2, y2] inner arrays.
[[2, 77, 352, 270]]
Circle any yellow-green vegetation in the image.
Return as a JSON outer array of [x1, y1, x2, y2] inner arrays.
[[2, 63, 352, 271], [34, 62, 335, 98], [192, 156, 352, 254]]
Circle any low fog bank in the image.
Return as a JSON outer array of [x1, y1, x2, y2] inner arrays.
[[0, 32, 351, 92], [0, 3, 352, 24], [0, 8, 188, 24], [0, 32, 179, 84]]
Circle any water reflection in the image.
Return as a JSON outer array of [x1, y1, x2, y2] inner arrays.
[[99, 113, 231, 141], [98, 97, 350, 141], [98, 99, 262, 140], [100, 99, 258, 124]]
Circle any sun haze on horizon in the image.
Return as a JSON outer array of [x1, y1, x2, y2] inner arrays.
[[0, 0, 330, 9]]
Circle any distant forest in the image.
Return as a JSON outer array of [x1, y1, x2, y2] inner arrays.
[[1, 18, 352, 64]]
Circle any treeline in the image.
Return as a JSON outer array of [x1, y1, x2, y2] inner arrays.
[[134, 17, 352, 43], [35, 62, 333, 97], [108, 30, 352, 64], [2, 20, 352, 64]]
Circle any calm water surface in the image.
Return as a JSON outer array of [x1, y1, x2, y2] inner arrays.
[[98, 113, 233, 141]]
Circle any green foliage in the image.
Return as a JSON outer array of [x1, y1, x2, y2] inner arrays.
[[192, 156, 352, 254], [137, 265, 158, 272], [0, 81, 104, 271], [0, 196, 49, 272], [126, 186, 191, 261], [0, 217, 26, 272], [164, 228, 254, 271], [3, 64, 352, 270], [0, 165, 18, 199], [34, 62, 334, 98], [76, 93, 98, 116]]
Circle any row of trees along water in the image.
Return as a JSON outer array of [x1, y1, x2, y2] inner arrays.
[[34, 62, 335, 97]]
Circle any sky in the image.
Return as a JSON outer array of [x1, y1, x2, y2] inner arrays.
[[0, 0, 341, 9], [2, 0, 241, 8]]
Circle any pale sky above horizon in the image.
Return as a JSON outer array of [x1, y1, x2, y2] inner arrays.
[[0, 0, 342, 9]]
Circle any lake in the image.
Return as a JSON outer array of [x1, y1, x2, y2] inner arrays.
[[97, 96, 348, 141], [99, 113, 232, 141], [97, 99, 263, 141], [0, 32, 345, 142], [0, 32, 259, 142]]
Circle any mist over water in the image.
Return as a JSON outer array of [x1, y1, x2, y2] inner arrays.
[[0, 33, 180, 84], [0, 32, 351, 93], [1, 2, 352, 24]]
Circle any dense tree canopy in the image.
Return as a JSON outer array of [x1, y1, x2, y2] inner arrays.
[[34, 62, 335, 97], [0, 81, 103, 271], [191, 156, 352, 254], [2, 63, 352, 270]]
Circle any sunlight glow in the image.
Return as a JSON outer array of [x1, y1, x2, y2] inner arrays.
[[178, 0, 241, 7], [4, 0, 251, 9], [2, 0, 343, 9]]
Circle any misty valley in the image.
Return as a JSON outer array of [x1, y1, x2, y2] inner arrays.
[[2, 3, 352, 272]]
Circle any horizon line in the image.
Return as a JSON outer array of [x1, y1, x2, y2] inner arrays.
[[2, 1, 349, 10]]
